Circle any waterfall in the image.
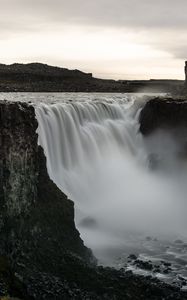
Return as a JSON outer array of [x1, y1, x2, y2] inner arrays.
[[35, 94, 187, 263], [36, 99, 145, 189]]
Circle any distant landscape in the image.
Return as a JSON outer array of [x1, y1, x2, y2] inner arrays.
[[0, 63, 184, 93]]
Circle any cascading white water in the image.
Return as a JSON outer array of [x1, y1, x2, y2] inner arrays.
[[35, 94, 187, 264], [36, 99, 146, 190]]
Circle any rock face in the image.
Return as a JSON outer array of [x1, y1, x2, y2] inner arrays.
[[0, 101, 91, 259], [0, 102, 38, 219], [0, 101, 93, 298], [139, 97, 187, 135], [0, 100, 187, 299]]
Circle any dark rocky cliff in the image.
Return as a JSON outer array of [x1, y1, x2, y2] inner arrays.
[[0, 101, 94, 298], [0, 100, 186, 299], [139, 97, 187, 135]]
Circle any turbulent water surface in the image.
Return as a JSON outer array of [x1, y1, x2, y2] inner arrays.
[[1, 92, 187, 288]]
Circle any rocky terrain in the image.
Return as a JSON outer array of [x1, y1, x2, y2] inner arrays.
[[0, 63, 184, 93], [0, 100, 187, 299]]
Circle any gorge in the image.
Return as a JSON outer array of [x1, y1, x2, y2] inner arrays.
[[0, 93, 187, 299]]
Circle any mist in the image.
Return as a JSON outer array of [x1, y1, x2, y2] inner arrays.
[[36, 95, 187, 263]]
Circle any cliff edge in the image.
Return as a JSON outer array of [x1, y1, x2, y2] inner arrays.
[[0, 101, 94, 298], [139, 97, 187, 135]]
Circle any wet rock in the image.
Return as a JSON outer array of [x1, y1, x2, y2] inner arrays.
[[128, 254, 138, 261], [133, 259, 153, 271], [163, 268, 172, 274], [178, 276, 187, 286], [161, 261, 172, 267], [153, 267, 161, 274]]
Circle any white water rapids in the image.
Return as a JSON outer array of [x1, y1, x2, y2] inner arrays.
[[34, 93, 187, 269]]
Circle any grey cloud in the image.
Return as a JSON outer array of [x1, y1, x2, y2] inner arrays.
[[59, 0, 187, 29], [1, 0, 187, 29], [0, 0, 187, 61], [144, 30, 187, 60]]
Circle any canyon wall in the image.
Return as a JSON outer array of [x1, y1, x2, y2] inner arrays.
[[0, 101, 94, 298], [0, 100, 186, 299]]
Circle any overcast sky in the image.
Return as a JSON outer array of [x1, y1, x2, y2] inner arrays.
[[0, 0, 187, 79]]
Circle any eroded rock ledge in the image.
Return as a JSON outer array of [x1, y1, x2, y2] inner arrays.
[[0, 101, 186, 300]]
